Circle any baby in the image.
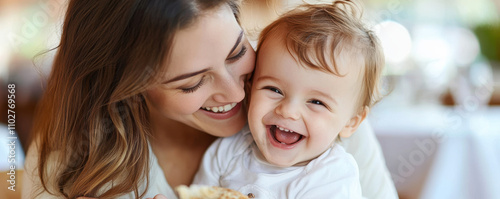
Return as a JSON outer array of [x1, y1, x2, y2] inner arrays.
[[193, 1, 384, 198]]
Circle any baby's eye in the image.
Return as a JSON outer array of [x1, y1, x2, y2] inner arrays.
[[263, 86, 283, 95], [309, 99, 327, 107]]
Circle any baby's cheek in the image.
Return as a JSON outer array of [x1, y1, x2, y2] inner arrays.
[[250, 96, 275, 118], [307, 116, 342, 138], [248, 92, 264, 111]]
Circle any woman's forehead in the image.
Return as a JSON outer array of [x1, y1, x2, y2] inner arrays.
[[164, 4, 242, 75]]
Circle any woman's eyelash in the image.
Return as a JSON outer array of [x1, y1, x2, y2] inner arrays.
[[228, 45, 247, 61], [181, 76, 206, 93], [179, 45, 247, 93]]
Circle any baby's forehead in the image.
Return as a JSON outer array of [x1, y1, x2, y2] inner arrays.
[[277, 30, 364, 68], [258, 38, 364, 80], [292, 43, 365, 76]]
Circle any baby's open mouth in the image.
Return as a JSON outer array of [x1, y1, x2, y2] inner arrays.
[[269, 125, 304, 145]]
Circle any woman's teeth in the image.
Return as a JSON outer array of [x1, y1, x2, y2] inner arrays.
[[202, 103, 237, 113]]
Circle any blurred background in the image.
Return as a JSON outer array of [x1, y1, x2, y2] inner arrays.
[[0, 0, 499, 198]]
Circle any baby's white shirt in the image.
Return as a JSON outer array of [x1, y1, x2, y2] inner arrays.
[[193, 125, 363, 199]]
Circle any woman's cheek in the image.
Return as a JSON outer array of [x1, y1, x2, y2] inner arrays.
[[172, 93, 209, 114], [241, 43, 256, 73], [148, 90, 207, 116]]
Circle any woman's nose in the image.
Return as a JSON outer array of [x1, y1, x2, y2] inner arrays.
[[212, 47, 254, 103], [212, 72, 246, 103], [275, 99, 301, 120]]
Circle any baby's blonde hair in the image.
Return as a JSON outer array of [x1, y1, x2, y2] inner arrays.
[[257, 0, 384, 109]]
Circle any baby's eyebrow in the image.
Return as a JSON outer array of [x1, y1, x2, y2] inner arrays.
[[255, 75, 283, 84], [227, 30, 244, 57]]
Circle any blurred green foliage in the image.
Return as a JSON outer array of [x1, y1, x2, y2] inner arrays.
[[474, 23, 500, 66]]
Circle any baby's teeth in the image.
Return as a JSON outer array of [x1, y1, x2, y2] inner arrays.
[[232, 102, 237, 107], [218, 106, 223, 112], [212, 107, 219, 112], [277, 125, 292, 132], [206, 107, 211, 111]]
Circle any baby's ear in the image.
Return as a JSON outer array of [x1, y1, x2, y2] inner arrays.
[[339, 106, 369, 138]]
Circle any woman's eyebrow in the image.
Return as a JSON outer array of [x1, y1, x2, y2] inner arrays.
[[228, 30, 244, 57], [163, 68, 211, 84]]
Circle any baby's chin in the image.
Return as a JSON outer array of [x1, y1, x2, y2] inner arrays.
[[269, 160, 301, 168], [262, 153, 306, 168]]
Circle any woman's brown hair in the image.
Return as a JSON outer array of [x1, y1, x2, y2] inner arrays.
[[32, 0, 240, 198]]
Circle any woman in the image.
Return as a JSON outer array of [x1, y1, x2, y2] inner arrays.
[[22, 0, 397, 198]]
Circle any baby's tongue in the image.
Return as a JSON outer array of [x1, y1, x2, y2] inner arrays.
[[275, 128, 301, 145]]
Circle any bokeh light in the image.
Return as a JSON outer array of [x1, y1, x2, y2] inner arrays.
[[374, 20, 413, 64]]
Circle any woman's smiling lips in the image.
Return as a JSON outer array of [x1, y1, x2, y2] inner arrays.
[[266, 125, 305, 150], [200, 102, 242, 120]]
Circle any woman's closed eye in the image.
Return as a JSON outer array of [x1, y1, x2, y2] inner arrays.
[[227, 45, 247, 62], [179, 75, 206, 93]]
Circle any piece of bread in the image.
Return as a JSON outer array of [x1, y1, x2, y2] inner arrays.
[[175, 184, 249, 199]]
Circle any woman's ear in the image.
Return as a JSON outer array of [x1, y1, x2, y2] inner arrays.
[[339, 106, 370, 138]]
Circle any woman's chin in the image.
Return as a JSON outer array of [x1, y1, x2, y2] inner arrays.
[[218, 124, 246, 137], [207, 119, 246, 137]]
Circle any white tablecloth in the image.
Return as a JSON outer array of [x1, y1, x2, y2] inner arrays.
[[370, 105, 500, 199]]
